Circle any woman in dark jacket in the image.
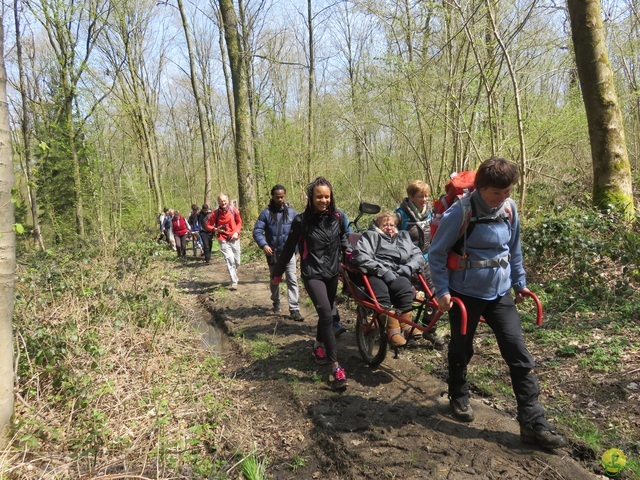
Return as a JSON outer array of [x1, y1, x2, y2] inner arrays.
[[351, 210, 425, 347], [273, 177, 349, 390]]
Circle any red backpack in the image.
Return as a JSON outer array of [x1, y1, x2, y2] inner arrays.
[[430, 171, 476, 240]]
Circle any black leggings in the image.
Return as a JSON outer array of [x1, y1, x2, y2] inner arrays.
[[304, 276, 339, 364]]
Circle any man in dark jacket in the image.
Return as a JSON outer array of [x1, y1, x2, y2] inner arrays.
[[253, 185, 303, 321]]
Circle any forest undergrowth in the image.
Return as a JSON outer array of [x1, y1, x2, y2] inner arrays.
[[2, 205, 640, 479], [5, 241, 252, 478]]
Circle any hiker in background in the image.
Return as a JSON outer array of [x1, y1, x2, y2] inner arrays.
[[428, 157, 566, 450], [188, 204, 203, 255], [351, 210, 425, 347], [205, 194, 242, 290], [198, 204, 213, 264], [171, 210, 190, 259], [157, 208, 168, 243], [162, 209, 176, 251], [395, 180, 446, 349], [253, 185, 304, 322], [273, 177, 350, 391]]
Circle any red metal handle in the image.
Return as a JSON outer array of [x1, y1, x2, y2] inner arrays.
[[519, 290, 543, 325], [451, 297, 468, 335]]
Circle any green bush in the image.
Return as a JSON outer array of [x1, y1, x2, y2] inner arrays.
[[522, 205, 640, 313]]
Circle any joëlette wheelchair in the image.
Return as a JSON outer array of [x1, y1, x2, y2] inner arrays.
[[341, 202, 542, 367]]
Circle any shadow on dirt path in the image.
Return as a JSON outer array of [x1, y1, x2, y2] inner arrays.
[[171, 254, 601, 480]]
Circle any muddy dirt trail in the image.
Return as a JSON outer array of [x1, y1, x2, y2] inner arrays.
[[171, 254, 603, 480]]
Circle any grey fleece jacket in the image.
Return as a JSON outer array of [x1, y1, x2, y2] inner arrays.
[[351, 226, 425, 283]]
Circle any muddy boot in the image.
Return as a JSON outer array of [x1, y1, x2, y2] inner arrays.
[[448, 360, 474, 422], [399, 312, 418, 347], [510, 368, 565, 449], [424, 328, 446, 350], [384, 314, 407, 347]]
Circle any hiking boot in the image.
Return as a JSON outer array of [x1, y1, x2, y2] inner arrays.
[[290, 310, 304, 322], [229, 283, 238, 291], [313, 344, 329, 365], [424, 329, 446, 350], [333, 321, 347, 336], [384, 314, 407, 347], [450, 396, 474, 422], [272, 303, 281, 313], [520, 420, 567, 449], [332, 365, 348, 391]]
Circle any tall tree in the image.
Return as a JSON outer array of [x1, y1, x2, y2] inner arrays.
[[0, 14, 16, 442], [567, 0, 635, 220], [306, 0, 315, 183], [175, 0, 213, 204], [218, 0, 257, 218]]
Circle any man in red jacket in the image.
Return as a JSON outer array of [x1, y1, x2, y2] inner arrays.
[[205, 194, 243, 290]]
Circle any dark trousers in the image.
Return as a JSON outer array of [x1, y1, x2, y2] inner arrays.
[[201, 231, 213, 263], [304, 276, 339, 364], [448, 290, 545, 425], [367, 275, 414, 312]]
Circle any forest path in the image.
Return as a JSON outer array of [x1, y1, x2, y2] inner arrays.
[[170, 252, 600, 480]]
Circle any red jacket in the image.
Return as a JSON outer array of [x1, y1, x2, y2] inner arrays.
[[205, 206, 242, 241], [172, 215, 189, 236]]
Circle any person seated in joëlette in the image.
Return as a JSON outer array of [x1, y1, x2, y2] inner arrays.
[[350, 210, 425, 347]]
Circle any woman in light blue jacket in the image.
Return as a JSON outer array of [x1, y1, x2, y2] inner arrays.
[[429, 157, 566, 450]]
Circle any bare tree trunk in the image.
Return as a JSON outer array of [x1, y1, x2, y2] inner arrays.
[[214, 4, 236, 143], [307, 0, 315, 183], [67, 106, 85, 237], [568, 0, 635, 220], [0, 17, 16, 444], [14, 0, 45, 250], [176, 0, 212, 204], [237, 0, 262, 198], [486, 1, 529, 208], [218, 0, 257, 218]]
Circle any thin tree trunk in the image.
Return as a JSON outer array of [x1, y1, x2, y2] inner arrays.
[[237, 0, 262, 198], [218, 0, 257, 218], [177, 0, 212, 204], [0, 17, 16, 444], [216, 5, 236, 143], [68, 107, 85, 237], [568, 0, 635, 220], [486, 1, 528, 208], [307, 0, 315, 183], [14, 0, 45, 250]]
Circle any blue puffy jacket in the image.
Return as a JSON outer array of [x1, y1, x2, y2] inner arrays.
[[252, 203, 297, 253]]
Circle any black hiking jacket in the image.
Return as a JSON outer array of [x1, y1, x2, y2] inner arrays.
[[275, 210, 348, 281]]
